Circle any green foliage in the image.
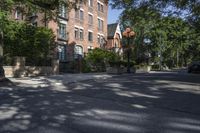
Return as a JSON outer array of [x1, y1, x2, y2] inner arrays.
[[4, 21, 55, 60], [81, 59, 92, 73], [85, 48, 121, 72], [114, 0, 200, 67]]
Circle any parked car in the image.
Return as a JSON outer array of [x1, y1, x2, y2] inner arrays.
[[188, 61, 200, 73]]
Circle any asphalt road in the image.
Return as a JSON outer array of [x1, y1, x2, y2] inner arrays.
[[0, 72, 200, 133]]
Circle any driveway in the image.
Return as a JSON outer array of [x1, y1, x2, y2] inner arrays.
[[0, 72, 200, 133]]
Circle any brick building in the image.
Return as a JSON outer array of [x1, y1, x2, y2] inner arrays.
[[12, 0, 108, 62], [107, 23, 123, 54], [67, 0, 108, 61]]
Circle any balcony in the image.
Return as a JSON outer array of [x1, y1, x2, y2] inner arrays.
[[58, 13, 69, 20], [57, 32, 68, 41]]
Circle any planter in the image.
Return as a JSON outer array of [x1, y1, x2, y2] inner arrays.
[[136, 65, 151, 73], [106, 67, 123, 74]]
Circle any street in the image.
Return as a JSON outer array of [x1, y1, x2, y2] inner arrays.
[[0, 72, 200, 133]]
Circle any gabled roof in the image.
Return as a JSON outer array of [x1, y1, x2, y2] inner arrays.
[[107, 23, 122, 39], [107, 23, 118, 39]]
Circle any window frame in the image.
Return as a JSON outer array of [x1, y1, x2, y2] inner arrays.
[[58, 23, 66, 40], [74, 27, 79, 40], [59, 4, 67, 18], [97, 2, 104, 12], [58, 45, 67, 61], [88, 31, 93, 42], [79, 29, 84, 40], [88, 0, 93, 7], [98, 18, 104, 31], [88, 13, 93, 25]]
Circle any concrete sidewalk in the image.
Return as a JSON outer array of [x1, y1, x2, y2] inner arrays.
[[8, 73, 113, 88]]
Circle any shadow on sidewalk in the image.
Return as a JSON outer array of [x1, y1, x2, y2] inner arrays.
[[0, 72, 200, 133]]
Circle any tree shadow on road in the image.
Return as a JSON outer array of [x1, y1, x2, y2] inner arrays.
[[0, 73, 200, 133]]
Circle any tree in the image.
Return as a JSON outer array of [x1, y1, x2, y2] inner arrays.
[[86, 48, 120, 72], [0, 0, 14, 79], [111, 0, 200, 67], [4, 21, 55, 62], [0, 0, 87, 79]]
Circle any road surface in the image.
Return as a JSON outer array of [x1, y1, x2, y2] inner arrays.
[[0, 72, 200, 133]]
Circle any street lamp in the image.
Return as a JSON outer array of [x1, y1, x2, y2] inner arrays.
[[122, 28, 136, 73]]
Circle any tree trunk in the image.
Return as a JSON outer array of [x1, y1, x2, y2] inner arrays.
[[0, 31, 5, 79]]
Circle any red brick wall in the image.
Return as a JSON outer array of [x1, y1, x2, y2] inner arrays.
[[68, 0, 108, 54], [107, 33, 122, 49], [11, 1, 108, 61]]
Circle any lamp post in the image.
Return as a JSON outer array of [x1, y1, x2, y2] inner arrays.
[[123, 28, 136, 73]]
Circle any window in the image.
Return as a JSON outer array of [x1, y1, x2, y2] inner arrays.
[[75, 9, 84, 21], [75, 10, 79, 19], [15, 9, 22, 20], [98, 18, 104, 31], [101, 4, 104, 12], [58, 45, 66, 61], [98, 35, 104, 44], [59, 4, 67, 18], [75, 45, 83, 56], [100, 36, 104, 44], [97, 2, 104, 12], [80, 29, 84, 40], [97, 35, 100, 44], [97, 3, 101, 11], [80, 10, 84, 20], [88, 0, 93, 7], [88, 14, 93, 25], [80, 0, 84, 5], [88, 31, 93, 42], [75, 27, 79, 39], [58, 23, 66, 40]]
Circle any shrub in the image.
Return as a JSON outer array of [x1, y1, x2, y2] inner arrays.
[[85, 48, 121, 72], [4, 21, 55, 60]]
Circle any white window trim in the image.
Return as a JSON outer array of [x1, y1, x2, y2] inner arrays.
[[97, 0, 104, 5], [75, 44, 84, 54], [80, 8, 84, 11], [88, 12, 93, 16], [97, 17, 104, 21], [75, 25, 84, 29], [59, 19, 68, 24], [98, 33, 104, 36], [88, 46, 94, 49], [88, 30, 93, 32]]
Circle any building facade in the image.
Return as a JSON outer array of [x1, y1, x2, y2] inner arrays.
[[107, 23, 123, 54], [12, 0, 108, 63], [58, 0, 108, 62]]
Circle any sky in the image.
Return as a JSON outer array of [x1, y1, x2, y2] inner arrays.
[[108, 5, 123, 24]]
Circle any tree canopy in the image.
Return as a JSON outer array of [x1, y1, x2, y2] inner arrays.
[[110, 0, 200, 67]]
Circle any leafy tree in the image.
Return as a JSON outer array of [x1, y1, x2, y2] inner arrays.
[[0, 0, 14, 78], [86, 48, 120, 72], [111, 0, 200, 68], [0, 0, 87, 79], [4, 21, 55, 64]]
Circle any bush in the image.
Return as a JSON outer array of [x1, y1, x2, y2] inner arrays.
[[85, 48, 121, 72], [151, 64, 160, 70], [4, 21, 55, 60], [82, 59, 92, 73]]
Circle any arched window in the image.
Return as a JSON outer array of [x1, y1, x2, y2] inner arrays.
[[74, 45, 83, 58], [58, 45, 66, 61]]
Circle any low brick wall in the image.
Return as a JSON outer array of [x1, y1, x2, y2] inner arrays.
[[3, 57, 59, 77], [3, 66, 53, 77]]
